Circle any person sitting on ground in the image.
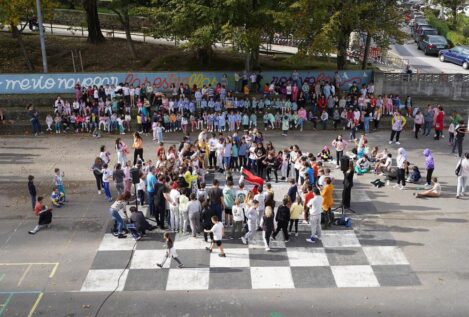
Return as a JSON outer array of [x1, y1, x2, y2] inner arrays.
[[376, 153, 392, 175], [407, 166, 421, 183], [414, 177, 441, 198], [50, 187, 65, 207], [317, 146, 332, 162], [355, 155, 371, 175]]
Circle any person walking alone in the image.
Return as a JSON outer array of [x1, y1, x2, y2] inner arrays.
[[157, 232, 184, 268], [456, 153, 469, 198]]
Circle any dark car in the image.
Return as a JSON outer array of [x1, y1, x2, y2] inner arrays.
[[412, 21, 429, 40], [415, 26, 438, 43], [418, 35, 449, 55], [439, 45, 469, 69]]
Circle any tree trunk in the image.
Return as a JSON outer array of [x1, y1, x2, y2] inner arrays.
[[11, 24, 35, 72], [336, 30, 350, 70], [115, 9, 137, 59], [244, 52, 251, 72], [361, 32, 372, 70], [195, 47, 211, 65], [251, 46, 260, 70], [83, 0, 105, 44]]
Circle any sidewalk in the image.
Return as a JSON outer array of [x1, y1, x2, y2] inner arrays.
[[1, 23, 298, 55]]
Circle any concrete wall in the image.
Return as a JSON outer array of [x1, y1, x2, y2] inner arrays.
[[374, 72, 469, 101]]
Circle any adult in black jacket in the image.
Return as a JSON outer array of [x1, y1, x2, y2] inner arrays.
[[342, 161, 354, 209], [272, 198, 290, 242], [201, 202, 215, 242], [129, 207, 156, 235]]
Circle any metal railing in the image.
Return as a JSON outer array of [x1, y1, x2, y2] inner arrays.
[[382, 72, 469, 83]]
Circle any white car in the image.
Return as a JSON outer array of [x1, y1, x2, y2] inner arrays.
[[464, 6, 469, 17]]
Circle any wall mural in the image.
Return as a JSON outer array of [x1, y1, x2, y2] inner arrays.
[[0, 71, 372, 94]]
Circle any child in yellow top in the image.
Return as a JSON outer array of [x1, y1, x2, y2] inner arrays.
[[289, 196, 304, 236]]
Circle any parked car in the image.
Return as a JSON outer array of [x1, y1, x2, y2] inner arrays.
[[418, 35, 449, 55], [412, 21, 429, 39], [415, 26, 438, 43], [439, 46, 469, 69]]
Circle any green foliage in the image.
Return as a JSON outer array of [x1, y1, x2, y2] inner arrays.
[[426, 12, 450, 36], [446, 30, 468, 46], [463, 26, 469, 38]]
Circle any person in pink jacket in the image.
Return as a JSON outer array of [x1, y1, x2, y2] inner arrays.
[[332, 135, 348, 168], [296, 107, 307, 131]]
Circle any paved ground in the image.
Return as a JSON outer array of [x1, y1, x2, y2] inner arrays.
[[0, 129, 468, 316]]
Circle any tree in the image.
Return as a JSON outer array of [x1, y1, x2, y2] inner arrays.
[[437, 0, 465, 30], [287, 0, 405, 70], [0, 0, 55, 71], [222, 0, 286, 71], [358, 0, 405, 69], [138, 0, 225, 65], [107, 0, 149, 58], [83, 0, 105, 43]]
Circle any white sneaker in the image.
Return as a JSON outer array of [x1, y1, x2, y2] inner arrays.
[[295, 233, 298, 237], [393, 184, 399, 188], [241, 237, 247, 245], [396, 141, 401, 145], [98, 190, 102, 195], [386, 180, 390, 186], [399, 185, 405, 190], [424, 184, 432, 189], [265, 247, 271, 251], [389, 141, 393, 144]]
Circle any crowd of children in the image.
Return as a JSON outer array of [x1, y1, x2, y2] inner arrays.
[[38, 77, 432, 141]]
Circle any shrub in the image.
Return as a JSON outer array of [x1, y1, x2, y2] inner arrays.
[[427, 14, 450, 37], [463, 26, 469, 38], [446, 31, 467, 46]]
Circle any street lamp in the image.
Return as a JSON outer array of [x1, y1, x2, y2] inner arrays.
[[35, 0, 48, 73]]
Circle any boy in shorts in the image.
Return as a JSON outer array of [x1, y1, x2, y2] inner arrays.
[[204, 216, 226, 257]]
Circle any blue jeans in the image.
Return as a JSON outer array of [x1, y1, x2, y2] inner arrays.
[[364, 117, 370, 134], [109, 208, 125, 234], [148, 191, 155, 217], [223, 156, 231, 169], [103, 182, 112, 200]]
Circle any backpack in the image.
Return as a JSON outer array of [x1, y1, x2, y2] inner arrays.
[[333, 215, 352, 228]]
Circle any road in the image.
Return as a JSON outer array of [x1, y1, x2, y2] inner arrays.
[[391, 41, 468, 73]]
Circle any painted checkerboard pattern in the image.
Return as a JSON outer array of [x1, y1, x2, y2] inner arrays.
[[80, 228, 420, 292]]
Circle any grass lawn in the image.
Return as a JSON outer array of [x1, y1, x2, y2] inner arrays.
[[0, 32, 364, 73]]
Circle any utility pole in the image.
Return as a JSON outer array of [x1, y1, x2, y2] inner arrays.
[[36, 0, 48, 73]]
